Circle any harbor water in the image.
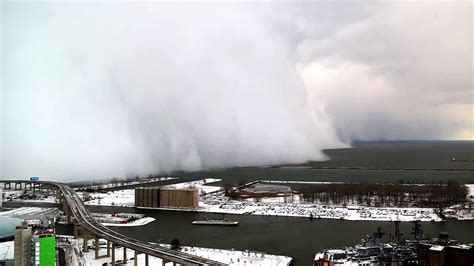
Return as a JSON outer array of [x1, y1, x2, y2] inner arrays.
[[87, 206, 474, 265]]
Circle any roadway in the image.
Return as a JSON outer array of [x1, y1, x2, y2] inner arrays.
[[1, 180, 225, 265]]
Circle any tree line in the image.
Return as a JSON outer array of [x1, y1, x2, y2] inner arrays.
[[297, 182, 468, 208], [225, 181, 468, 208]]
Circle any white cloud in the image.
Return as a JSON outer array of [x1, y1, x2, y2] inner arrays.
[[1, 1, 471, 180]]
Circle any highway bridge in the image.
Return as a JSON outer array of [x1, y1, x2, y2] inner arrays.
[[0, 180, 225, 266]]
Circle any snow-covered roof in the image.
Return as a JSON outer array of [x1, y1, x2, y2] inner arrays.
[[0, 241, 14, 261], [429, 245, 445, 251]]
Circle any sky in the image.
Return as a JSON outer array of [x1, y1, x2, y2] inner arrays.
[[1, 1, 472, 180]]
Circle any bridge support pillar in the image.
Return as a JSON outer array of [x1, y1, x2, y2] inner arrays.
[[123, 247, 127, 263], [145, 254, 149, 266], [111, 243, 116, 266], [83, 231, 88, 253], [107, 240, 110, 257], [134, 251, 138, 266], [73, 222, 78, 239], [65, 203, 71, 224], [95, 236, 99, 259]]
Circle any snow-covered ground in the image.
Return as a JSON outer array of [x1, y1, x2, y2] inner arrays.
[[80, 180, 474, 222], [200, 192, 441, 222], [80, 178, 223, 207], [165, 178, 223, 195], [0, 241, 14, 261], [100, 217, 155, 227], [79, 239, 293, 266], [161, 244, 293, 266], [2, 190, 57, 203], [467, 184, 474, 198], [79, 189, 135, 207], [0, 207, 58, 218], [76, 176, 178, 191]]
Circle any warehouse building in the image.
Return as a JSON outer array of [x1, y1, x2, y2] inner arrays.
[[135, 187, 198, 209]]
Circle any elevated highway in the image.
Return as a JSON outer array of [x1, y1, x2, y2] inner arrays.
[[0, 180, 224, 265]]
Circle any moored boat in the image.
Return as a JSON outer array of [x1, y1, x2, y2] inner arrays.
[[192, 217, 239, 226]]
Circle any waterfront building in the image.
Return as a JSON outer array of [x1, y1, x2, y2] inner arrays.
[[13, 221, 31, 266], [418, 242, 474, 266], [135, 186, 199, 209]]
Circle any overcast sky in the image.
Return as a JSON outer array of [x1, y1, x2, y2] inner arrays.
[[1, 1, 472, 180]]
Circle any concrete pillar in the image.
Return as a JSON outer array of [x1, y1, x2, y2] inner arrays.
[[123, 247, 127, 263], [95, 236, 99, 259], [145, 254, 149, 266], [162, 259, 167, 266], [73, 222, 78, 239], [107, 240, 110, 257], [111, 243, 116, 266], [66, 205, 71, 224], [83, 231, 88, 252], [134, 251, 138, 266]]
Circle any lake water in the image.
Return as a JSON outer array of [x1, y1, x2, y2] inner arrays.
[[88, 142, 474, 265], [0, 216, 22, 239], [88, 206, 474, 265]]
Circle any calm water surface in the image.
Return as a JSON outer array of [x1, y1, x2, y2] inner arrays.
[[88, 206, 474, 265]]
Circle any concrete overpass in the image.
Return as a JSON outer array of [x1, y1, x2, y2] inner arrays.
[[0, 180, 225, 266]]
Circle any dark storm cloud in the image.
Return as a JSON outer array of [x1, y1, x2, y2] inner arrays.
[[1, 1, 471, 180], [296, 1, 472, 141]]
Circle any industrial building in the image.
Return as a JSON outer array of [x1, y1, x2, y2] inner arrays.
[[418, 242, 474, 266], [14, 221, 32, 266], [135, 187, 199, 209], [12, 220, 56, 266]]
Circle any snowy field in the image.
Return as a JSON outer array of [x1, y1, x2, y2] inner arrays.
[[0, 207, 58, 218], [79, 189, 136, 207], [163, 245, 293, 266], [200, 192, 442, 222], [80, 178, 223, 207], [76, 176, 177, 191], [166, 178, 223, 195], [79, 241, 293, 266], [467, 184, 474, 198], [87, 187, 441, 222], [80, 180, 474, 222], [2, 190, 57, 203]]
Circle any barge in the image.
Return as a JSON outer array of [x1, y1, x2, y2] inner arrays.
[[192, 218, 239, 226]]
